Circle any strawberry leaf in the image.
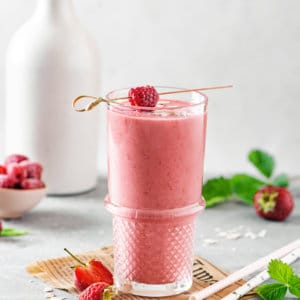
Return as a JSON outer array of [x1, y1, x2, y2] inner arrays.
[[289, 275, 300, 297], [205, 197, 229, 208], [272, 173, 289, 187], [202, 177, 232, 208], [256, 283, 287, 300], [268, 259, 294, 284], [0, 228, 28, 237], [231, 174, 266, 205], [248, 149, 275, 178]]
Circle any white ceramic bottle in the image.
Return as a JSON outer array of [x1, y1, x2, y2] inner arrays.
[[5, 0, 100, 195]]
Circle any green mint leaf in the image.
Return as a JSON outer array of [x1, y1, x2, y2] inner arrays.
[[202, 177, 232, 208], [0, 228, 28, 237], [248, 149, 275, 178], [231, 174, 266, 205], [289, 274, 300, 297], [256, 283, 287, 300], [272, 173, 289, 187], [268, 259, 295, 284]]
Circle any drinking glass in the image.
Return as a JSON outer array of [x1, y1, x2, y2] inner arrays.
[[105, 87, 207, 296]]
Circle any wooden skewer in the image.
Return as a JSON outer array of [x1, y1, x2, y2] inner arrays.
[[108, 84, 233, 101], [155, 85, 233, 96], [72, 85, 233, 112]]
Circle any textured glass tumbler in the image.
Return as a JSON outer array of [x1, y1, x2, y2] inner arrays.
[[105, 200, 205, 296], [112, 217, 195, 286], [105, 87, 208, 296]]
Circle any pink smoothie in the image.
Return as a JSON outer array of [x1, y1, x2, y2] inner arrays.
[[107, 99, 207, 287], [107, 100, 207, 210]]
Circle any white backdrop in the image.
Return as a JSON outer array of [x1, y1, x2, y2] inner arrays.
[[0, 0, 299, 177]]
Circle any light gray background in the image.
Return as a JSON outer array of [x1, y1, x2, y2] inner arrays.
[[0, 0, 299, 176]]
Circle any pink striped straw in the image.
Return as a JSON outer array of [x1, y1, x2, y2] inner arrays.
[[189, 239, 300, 300]]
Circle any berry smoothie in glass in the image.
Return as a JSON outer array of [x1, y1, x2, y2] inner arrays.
[[105, 86, 207, 297]]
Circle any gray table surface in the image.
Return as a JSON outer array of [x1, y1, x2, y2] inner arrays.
[[1, 178, 299, 300]]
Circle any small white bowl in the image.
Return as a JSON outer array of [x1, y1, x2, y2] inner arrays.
[[0, 187, 47, 219]]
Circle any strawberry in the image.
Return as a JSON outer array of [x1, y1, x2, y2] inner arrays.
[[5, 154, 28, 166], [74, 260, 114, 292], [128, 85, 159, 107], [254, 186, 294, 221], [79, 282, 116, 300], [64, 248, 113, 292], [0, 220, 2, 233], [0, 165, 6, 175]]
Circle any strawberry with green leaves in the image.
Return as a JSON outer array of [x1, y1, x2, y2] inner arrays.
[[202, 149, 295, 221]]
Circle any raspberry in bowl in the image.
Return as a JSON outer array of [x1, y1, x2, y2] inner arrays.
[[0, 154, 46, 219]]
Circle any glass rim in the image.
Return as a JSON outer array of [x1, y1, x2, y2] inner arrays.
[[105, 86, 208, 112]]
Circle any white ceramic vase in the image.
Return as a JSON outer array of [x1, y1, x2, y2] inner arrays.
[[5, 0, 100, 195]]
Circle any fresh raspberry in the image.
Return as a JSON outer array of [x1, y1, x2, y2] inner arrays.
[[5, 154, 28, 166], [0, 174, 15, 188], [6, 163, 27, 183], [79, 282, 115, 300], [0, 165, 6, 175], [128, 85, 159, 107], [21, 179, 45, 189], [20, 161, 43, 180]]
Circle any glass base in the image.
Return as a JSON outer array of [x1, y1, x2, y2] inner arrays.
[[115, 277, 193, 297]]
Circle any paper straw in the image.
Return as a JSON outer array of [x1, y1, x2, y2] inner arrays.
[[221, 247, 300, 300], [189, 239, 300, 300]]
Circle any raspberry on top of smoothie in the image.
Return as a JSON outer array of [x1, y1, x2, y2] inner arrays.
[[128, 85, 159, 107]]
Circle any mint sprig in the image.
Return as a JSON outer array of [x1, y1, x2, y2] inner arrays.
[[203, 149, 289, 207], [257, 283, 287, 300], [268, 259, 294, 284], [289, 275, 300, 297], [256, 259, 300, 300], [0, 228, 28, 237]]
